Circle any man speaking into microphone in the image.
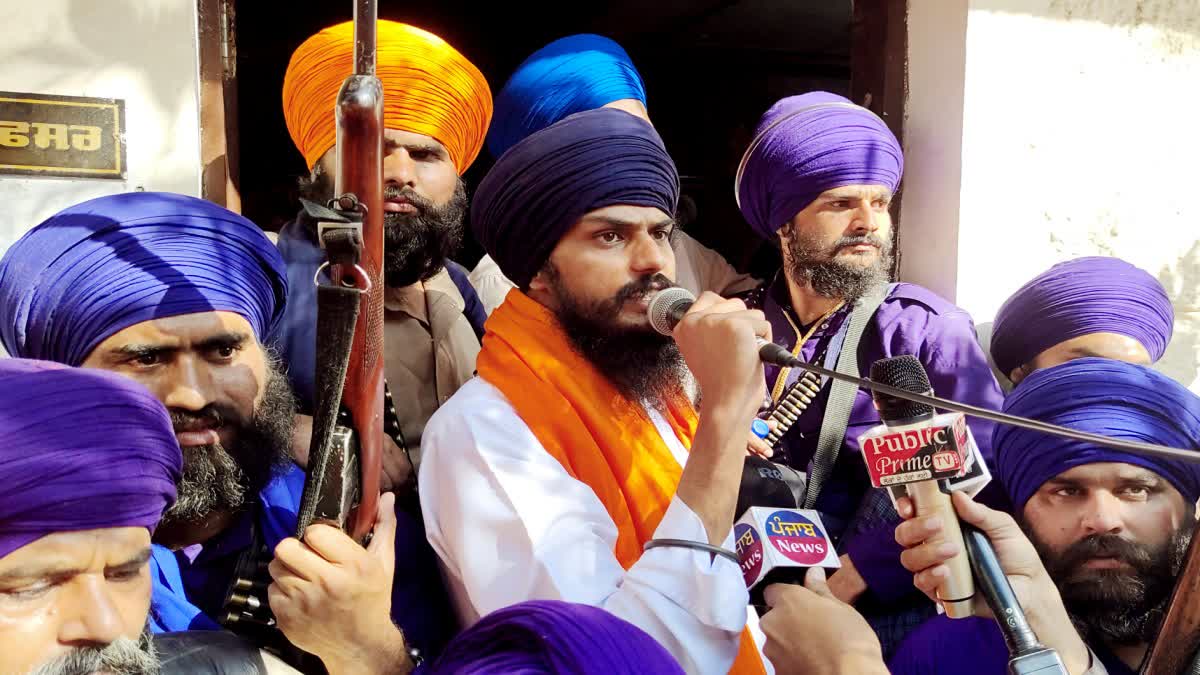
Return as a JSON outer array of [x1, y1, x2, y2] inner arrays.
[[419, 108, 771, 674]]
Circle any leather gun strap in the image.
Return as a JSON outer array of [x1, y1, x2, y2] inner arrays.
[[297, 280, 361, 537], [801, 284, 890, 509]]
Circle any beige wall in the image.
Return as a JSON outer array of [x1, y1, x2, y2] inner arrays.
[[901, 0, 1200, 391], [0, 0, 202, 255]]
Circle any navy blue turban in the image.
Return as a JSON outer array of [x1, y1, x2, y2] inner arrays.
[[990, 256, 1174, 377], [0, 192, 287, 366], [472, 107, 679, 289], [487, 34, 647, 159], [0, 358, 181, 558], [430, 600, 684, 674], [995, 358, 1200, 510]]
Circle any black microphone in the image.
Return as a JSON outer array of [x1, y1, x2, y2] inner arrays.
[[647, 287, 800, 367], [734, 457, 838, 609]]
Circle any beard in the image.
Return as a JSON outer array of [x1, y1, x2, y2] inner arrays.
[[297, 165, 466, 288], [780, 224, 892, 302], [545, 266, 687, 409], [158, 360, 297, 529], [1029, 520, 1194, 646], [382, 182, 467, 287], [30, 627, 158, 675]]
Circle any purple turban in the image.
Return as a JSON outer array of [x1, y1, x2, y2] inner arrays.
[[990, 257, 1173, 377], [0, 358, 181, 558], [994, 358, 1200, 510], [736, 92, 903, 239], [472, 107, 678, 289], [0, 192, 287, 366], [430, 600, 684, 674]]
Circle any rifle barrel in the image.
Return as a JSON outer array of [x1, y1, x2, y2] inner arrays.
[[354, 0, 376, 76]]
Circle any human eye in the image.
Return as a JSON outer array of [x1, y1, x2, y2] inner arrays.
[[1, 582, 52, 602], [127, 352, 164, 369], [107, 566, 144, 583]]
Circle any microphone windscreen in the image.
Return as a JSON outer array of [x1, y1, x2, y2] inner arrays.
[[647, 286, 694, 336], [870, 354, 935, 421], [736, 456, 802, 517]]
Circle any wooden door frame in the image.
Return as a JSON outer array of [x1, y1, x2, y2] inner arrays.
[[197, 0, 240, 211], [851, 0, 908, 275]]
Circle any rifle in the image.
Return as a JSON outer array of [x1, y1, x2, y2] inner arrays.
[[1141, 518, 1200, 675], [296, 0, 383, 543]]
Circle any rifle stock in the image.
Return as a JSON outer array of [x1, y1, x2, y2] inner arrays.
[[1141, 523, 1200, 674], [297, 0, 383, 544]]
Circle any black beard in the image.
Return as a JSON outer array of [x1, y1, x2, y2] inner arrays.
[[158, 361, 296, 529], [1029, 520, 1193, 646], [546, 267, 686, 409], [31, 627, 158, 675], [381, 182, 466, 287], [780, 225, 892, 302], [297, 165, 466, 288]]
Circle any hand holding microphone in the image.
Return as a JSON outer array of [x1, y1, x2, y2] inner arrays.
[[759, 568, 889, 675], [895, 492, 1090, 675], [660, 289, 776, 548], [858, 356, 976, 617], [661, 289, 771, 424]]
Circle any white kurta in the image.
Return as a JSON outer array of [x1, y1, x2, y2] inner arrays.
[[419, 377, 753, 675]]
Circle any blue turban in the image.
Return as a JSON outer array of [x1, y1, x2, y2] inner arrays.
[[487, 34, 647, 159], [990, 257, 1173, 377], [995, 358, 1200, 510], [430, 600, 684, 674], [472, 107, 679, 289], [0, 192, 287, 366], [0, 358, 181, 558], [736, 92, 903, 239]]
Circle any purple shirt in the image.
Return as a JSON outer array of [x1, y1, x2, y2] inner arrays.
[[746, 278, 1005, 602], [889, 615, 1136, 675]]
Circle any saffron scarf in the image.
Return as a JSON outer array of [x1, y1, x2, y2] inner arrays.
[[478, 290, 765, 675]]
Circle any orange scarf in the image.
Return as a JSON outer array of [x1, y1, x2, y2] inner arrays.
[[478, 291, 766, 675]]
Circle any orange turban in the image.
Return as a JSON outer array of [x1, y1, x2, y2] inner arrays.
[[282, 21, 492, 174]]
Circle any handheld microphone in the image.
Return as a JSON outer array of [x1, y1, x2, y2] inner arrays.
[[863, 357, 1069, 674], [860, 356, 976, 618], [733, 457, 838, 608], [647, 287, 800, 367]]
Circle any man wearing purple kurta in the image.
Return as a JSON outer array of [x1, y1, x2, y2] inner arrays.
[[735, 92, 1005, 653], [890, 358, 1200, 674]]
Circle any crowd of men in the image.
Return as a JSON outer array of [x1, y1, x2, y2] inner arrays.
[[0, 18, 1194, 675]]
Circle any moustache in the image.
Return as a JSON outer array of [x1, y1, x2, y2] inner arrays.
[[831, 233, 889, 253], [169, 406, 242, 434], [1057, 534, 1155, 577], [383, 186, 434, 216], [614, 274, 675, 306]]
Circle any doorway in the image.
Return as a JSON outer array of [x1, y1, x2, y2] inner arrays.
[[224, 0, 874, 279]]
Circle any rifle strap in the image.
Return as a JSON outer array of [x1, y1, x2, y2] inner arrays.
[[297, 280, 362, 536], [800, 284, 890, 509]]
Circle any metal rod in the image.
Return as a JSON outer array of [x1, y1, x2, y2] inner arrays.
[[354, 0, 376, 76], [776, 354, 1200, 465]]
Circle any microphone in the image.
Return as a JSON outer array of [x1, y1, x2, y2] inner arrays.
[[647, 287, 801, 367], [733, 457, 838, 608], [861, 357, 1070, 673], [859, 355, 976, 618]]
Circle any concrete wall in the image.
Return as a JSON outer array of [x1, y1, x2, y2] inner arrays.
[[901, 0, 1200, 391], [0, 0, 202, 255]]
